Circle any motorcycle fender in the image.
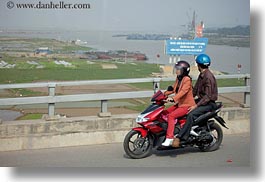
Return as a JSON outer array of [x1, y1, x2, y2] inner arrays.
[[214, 116, 229, 129], [132, 127, 148, 138]]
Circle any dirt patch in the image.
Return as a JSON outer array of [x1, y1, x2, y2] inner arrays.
[[101, 64, 118, 69], [0, 89, 13, 98], [19, 93, 244, 117], [218, 93, 244, 107], [29, 84, 138, 95]]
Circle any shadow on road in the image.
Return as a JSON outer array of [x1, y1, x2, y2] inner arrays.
[[123, 147, 201, 159], [153, 147, 200, 157]]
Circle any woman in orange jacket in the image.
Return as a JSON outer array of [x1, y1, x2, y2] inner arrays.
[[162, 60, 196, 146]]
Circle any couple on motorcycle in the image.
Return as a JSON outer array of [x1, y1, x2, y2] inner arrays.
[[161, 53, 218, 148]]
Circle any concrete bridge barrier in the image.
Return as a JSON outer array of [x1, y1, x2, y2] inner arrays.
[[0, 107, 250, 152]]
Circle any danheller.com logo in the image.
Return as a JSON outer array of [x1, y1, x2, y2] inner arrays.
[[6, 1, 91, 10]]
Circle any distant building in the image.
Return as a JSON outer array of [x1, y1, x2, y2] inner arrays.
[[35, 47, 52, 55], [75, 39, 87, 45]]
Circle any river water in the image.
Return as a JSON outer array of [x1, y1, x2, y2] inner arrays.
[[0, 110, 23, 121]]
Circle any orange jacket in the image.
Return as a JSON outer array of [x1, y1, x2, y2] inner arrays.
[[164, 76, 196, 107]]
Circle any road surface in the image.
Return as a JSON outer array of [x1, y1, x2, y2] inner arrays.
[[0, 133, 250, 167]]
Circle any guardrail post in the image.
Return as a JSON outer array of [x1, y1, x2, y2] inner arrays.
[[98, 100, 111, 117], [153, 78, 160, 93], [244, 76, 250, 108], [48, 83, 56, 117]]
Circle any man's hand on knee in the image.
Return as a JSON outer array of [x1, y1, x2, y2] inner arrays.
[[188, 105, 198, 113]]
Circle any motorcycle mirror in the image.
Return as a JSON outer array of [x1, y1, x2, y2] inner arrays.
[[167, 86, 174, 91]]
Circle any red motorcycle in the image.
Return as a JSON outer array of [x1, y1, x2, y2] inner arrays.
[[123, 90, 228, 159]]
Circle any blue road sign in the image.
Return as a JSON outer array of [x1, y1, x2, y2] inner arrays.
[[165, 38, 208, 55]]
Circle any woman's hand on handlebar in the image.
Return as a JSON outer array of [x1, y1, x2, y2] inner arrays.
[[166, 97, 174, 103]]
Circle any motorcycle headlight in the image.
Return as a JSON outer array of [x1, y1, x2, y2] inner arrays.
[[136, 114, 149, 123]]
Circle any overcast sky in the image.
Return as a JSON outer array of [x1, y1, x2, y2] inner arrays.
[[0, 0, 250, 32]]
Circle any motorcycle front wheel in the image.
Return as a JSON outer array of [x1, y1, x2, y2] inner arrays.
[[123, 130, 153, 159]]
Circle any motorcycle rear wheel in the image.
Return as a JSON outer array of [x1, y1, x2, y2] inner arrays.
[[199, 122, 223, 152], [123, 130, 153, 159]]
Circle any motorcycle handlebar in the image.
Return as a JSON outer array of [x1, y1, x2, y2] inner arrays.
[[162, 99, 175, 103]]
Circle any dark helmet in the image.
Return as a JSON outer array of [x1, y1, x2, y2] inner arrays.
[[174, 60, 190, 76], [195, 54, 211, 67]]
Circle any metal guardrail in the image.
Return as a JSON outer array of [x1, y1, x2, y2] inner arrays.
[[0, 74, 250, 118]]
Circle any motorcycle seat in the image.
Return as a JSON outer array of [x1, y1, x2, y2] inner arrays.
[[174, 102, 222, 124], [215, 102, 223, 110], [194, 111, 212, 124]]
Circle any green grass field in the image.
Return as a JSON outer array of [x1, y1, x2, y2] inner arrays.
[[0, 60, 160, 84], [18, 113, 43, 120]]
